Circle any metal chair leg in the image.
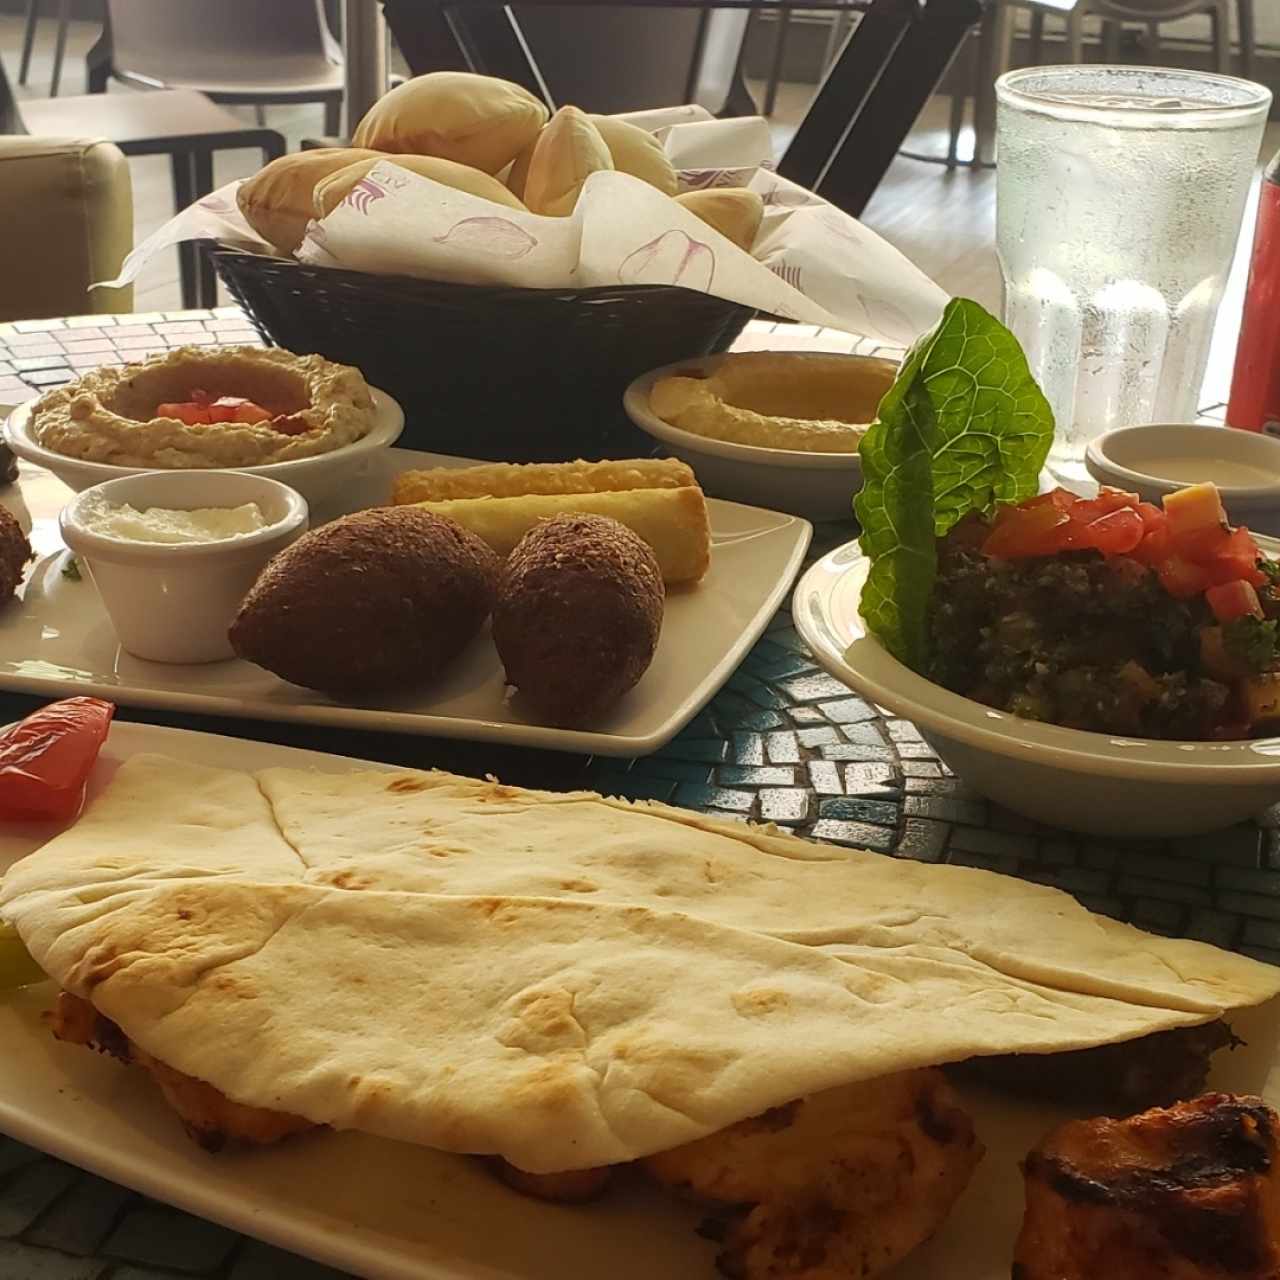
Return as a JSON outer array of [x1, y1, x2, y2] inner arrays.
[[1065, 8, 1085, 63], [764, 8, 792, 118], [1146, 19, 1160, 63], [1028, 8, 1044, 62], [1211, 0, 1231, 74], [85, 18, 111, 93], [1101, 18, 1121, 61], [170, 151, 199, 311], [324, 93, 342, 136], [49, 0, 70, 97], [192, 150, 218, 309], [1237, 0, 1255, 79], [18, 0, 40, 86], [972, 0, 1008, 168], [946, 35, 970, 168]]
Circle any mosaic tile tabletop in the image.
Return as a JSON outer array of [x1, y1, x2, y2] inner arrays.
[[0, 311, 1271, 1279]]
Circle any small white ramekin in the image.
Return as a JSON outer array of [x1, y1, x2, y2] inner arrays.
[[1085, 423, 1280, 536], [59, 471, 308, 664]]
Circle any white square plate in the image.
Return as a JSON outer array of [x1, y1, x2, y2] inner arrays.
[[2, 723, 1278, 1280], [0, 450, 811, 756]]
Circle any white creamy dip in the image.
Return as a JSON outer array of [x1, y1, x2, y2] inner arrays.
[[81, 498, 270, 544]]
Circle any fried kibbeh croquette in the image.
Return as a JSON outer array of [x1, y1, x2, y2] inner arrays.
[[0, 505, 32, 601], [1014, 1093, 1280, 1280], [48, 992, 314, 1151], [492, 513, 663, 725], [643, 1069, 982, 1280], [229, 507, 499, 696]]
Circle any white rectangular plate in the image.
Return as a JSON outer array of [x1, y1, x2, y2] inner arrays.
[[2, 723, 1279, 1280], [0, 450, 811, 756]]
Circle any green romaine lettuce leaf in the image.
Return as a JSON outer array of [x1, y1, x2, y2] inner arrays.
[[853, 298, 1054, 670]]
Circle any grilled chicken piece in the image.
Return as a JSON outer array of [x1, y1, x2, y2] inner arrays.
[[47, 991, 313, 1152], [489, 1158, 614, 1202], [1015, 1093, 1280, 1279], [644, 1068, 983, 1280]]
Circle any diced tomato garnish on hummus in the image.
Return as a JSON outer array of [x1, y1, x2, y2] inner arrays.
[[156, 389, 294, 432]]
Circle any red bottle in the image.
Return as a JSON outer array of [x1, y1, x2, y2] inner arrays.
[[1228, 150, 1280, 433]]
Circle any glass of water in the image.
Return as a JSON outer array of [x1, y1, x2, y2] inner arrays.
[[996, 66, 1270, 485]]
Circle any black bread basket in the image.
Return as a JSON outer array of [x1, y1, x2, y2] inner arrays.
[[211, 248, 754, 461]]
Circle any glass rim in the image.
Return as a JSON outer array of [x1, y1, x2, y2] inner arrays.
[[995, 64, 1272, 125]]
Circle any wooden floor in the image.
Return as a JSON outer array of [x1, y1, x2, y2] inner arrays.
[[4, 12, 1277, 364]]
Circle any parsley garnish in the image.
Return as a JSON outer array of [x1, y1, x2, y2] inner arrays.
[[60, 556, 80, 582], [1224, 615, 1279, 674]]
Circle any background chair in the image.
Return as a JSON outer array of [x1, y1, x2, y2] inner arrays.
[[98, 0, 345, 134], [997, 0, 1240, 73], [946, 0, 1256, 167], [17, 0, 72, 97], [0, 135, 132, 322], [2, 56, 284, 309]]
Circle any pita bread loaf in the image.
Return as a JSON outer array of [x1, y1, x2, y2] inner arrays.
[[237, 147, 383, 254], [352, 71, 548, 175], [675, 188, 764, 252], [505, 133, 537, 201], [522, 106, 614, 217], [4, 757, 1277, 1174], [591, 115, 678, 196], [510, 115, 675, 200], [313, 155, 526, 219]]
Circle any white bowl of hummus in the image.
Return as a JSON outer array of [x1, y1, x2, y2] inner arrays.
[[5, 345, 404, 509], [624, 352, 898, 522], [60, 470, 309, 664]]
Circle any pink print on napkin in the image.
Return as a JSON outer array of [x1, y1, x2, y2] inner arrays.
[[433, 217, 538, 260], [346, 178, 387, 216], [618, 230, 715, 291]]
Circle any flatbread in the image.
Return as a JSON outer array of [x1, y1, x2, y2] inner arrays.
[[3, 757, 1277, 1173]]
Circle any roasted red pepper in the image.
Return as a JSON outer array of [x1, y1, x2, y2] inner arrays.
[[0, 697, 114, 821]]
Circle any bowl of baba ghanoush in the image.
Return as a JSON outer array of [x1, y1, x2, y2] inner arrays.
[[624, 351, 898, 521], [792, 299, 1280, 838], [5, 346, 404, 508]]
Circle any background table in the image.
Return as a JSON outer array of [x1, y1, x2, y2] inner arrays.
[[372, 0, 984, 218], [0, 306, 1274, 1280]]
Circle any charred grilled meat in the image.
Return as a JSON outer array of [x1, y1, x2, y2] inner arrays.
[[952, 1020, 1238, 1114], [47, 991, 313, 1152], [1014, 1092, 1280, 1279], [643, 1068, 983, 1280]]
